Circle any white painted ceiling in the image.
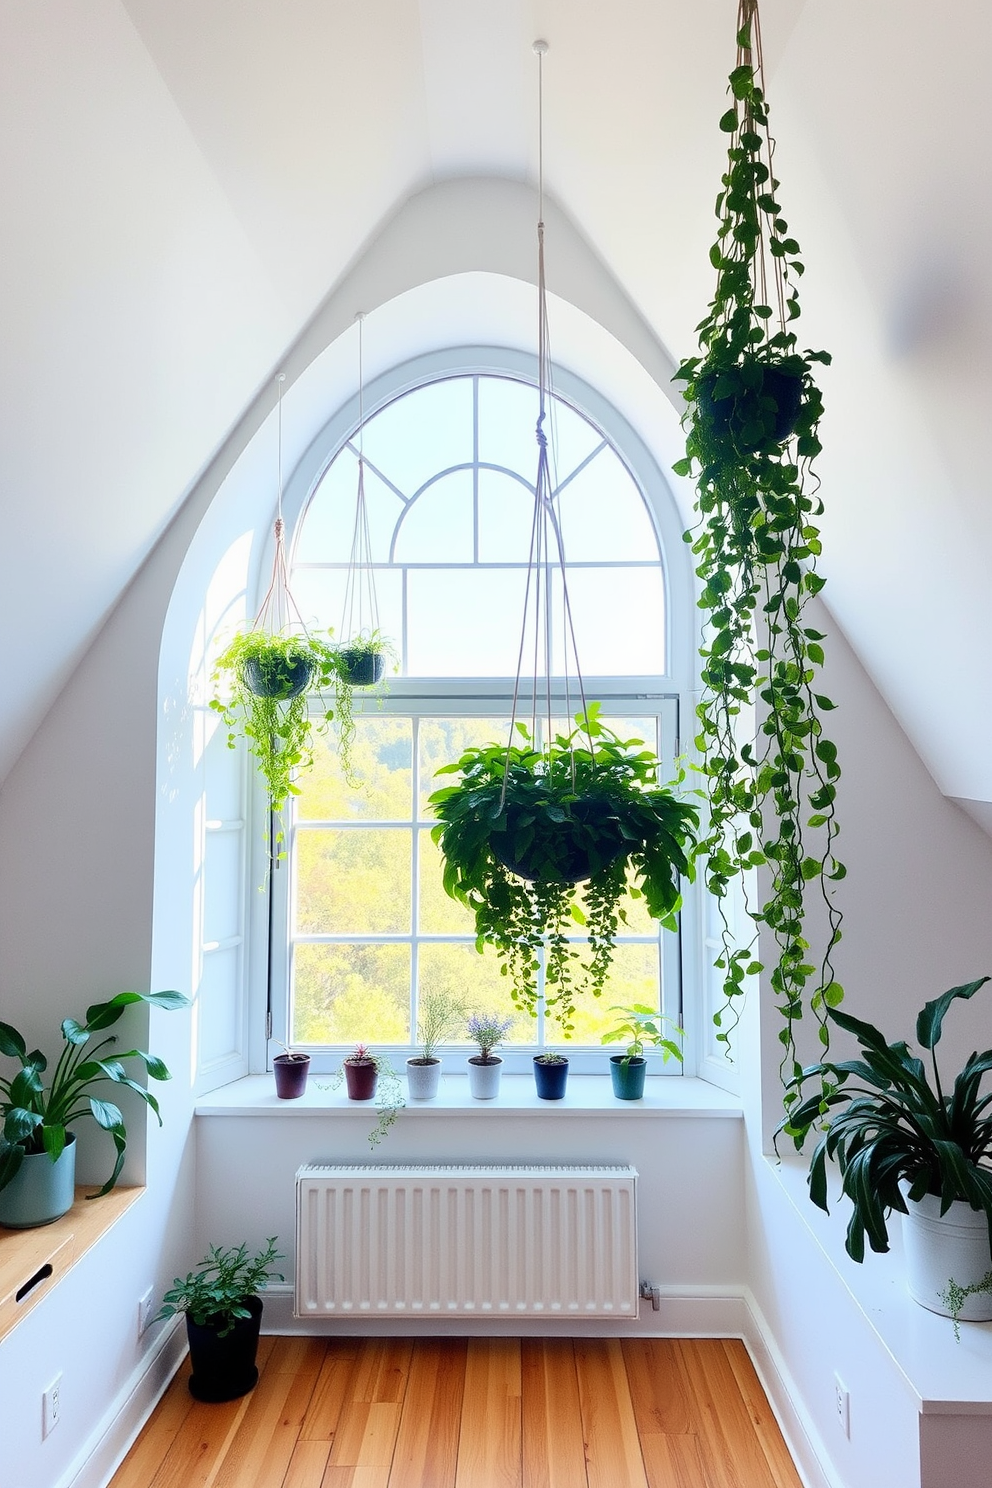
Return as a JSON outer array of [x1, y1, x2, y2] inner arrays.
[[1, 1, 989, 806]]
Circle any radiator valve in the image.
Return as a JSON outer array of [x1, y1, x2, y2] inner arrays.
[[639, 1280, 661, 1311]]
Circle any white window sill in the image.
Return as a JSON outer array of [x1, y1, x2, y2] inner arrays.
[[195, 1073, 743, 1119]]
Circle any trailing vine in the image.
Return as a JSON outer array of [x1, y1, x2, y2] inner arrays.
[[672, 0, 844, 1099]]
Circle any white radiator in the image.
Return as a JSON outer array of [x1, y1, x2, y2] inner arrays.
[[295, 1163, 638, 1319]]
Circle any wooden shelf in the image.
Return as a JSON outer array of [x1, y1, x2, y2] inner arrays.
[[0, 1185, 142, 1344]]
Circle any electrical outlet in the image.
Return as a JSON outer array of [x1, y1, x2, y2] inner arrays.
[[833, 1373, 850, 1438], [42, 1373, 62, 1438], [138, 1287, 154, 1338]]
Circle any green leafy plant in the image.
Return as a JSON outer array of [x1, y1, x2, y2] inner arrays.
[[466, 1013, 513, 1063], [940, 1270, 992, 1341], [671, 0, 842, 1092], [601, 1004, 684, 1067], [430, 706, 698, 1033], [778, 977, 992, 1264], [413, 991, 465, 1064], [0, 990, 191, 1198], [210, 629, 340, 837], [155, 1238, 284, 1337], [327, 630, 398, 785]]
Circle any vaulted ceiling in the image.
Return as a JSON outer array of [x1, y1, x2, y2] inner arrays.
[[2, 1, 989, 811]]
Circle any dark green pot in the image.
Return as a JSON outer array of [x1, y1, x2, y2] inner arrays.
[[609, 1055, 646, 1100]]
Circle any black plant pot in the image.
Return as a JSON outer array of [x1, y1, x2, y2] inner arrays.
[[186, 1295, 263, 1402], [242, 653, 314, 700], [491, 795, 627, 884], [533, 1057, 569, 1100], [696, 363, 803, 452], [339, 647, 385, 687], [273, 1053, 310, 1099]]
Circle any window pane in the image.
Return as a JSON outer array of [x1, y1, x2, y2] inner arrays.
[[406, 569, 528, 676], [290, 565, 404, 653], [293, 943, 410, 1044], [562, 944, 663, 1047], [550, 567, 665, 675], [295, 829, 412, 934], [477, 376, 543, 482], [555, 451, 658, 563], [361, 378, 474, 497], [298, 721, 413, 823], [417, 943, 536, 1046], [419, 717, 512, 819], [393, 469, 475, 563], [418, 829, 477, 934], [295, 452, 402, 566], [477, 468, 538, 563]]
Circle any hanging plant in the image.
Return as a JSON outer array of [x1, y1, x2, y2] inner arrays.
[[210, 627, 339, 825], [671, 0, 844, 1100], [324, 628, 398, 786], [430, 706, 698, 1034]]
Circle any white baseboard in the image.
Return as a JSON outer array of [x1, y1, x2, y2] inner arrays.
[[58, 1318, 186, 1488], [740, 1286, 841, 1488]]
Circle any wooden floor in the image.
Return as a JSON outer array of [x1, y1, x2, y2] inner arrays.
[[109, 1336, 802, 1488]]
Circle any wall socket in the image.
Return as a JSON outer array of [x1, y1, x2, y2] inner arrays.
[[42, 1373, 62, 1438], [833, 1373, 851, 1438], [138, 1287, 155, 1338]]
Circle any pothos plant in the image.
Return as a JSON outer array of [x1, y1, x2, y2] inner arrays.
[[672, 0, 843, 1102], [210, 629, 340, 850], [429, 705, 698, 1034]]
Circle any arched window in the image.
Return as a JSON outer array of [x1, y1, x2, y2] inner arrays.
[[266, 357, 691, 1071]]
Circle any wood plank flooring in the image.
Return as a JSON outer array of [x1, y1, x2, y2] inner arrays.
[[109, 1336, 802, 1488]]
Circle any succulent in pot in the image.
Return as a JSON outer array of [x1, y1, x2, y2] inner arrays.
[[602, 1004, 684, 1101], [430, 706, 698, 1033], [0, 989, 191, 1228], [778, 977, 992, 1326], [533, 1050, 570, 1101], [272, 1042, 310, 1100], [332, 1045, 405, 1147], [155, 1238, 283, 1402]]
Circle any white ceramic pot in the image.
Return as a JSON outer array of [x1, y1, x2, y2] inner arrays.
[[406, 1057, 441, 1100], [467, 1056, 502, 1100], [900, 1184, 992, 1319]]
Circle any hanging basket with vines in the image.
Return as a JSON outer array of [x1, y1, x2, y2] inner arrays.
[[672, 0, 844, 1102]]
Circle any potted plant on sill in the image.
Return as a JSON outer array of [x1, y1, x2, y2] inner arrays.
[[430, 705, 698, 1033], [335, 1045, 404, 1147], [407, 992, 464, 1101], [533, 1050, 569, 1101], [671, 0, 843, 1100], [155, 1237, 283, 1402], [466, 1013, 513, 1100], [272, 1042, 310, 1100], [602, 1004, 684, 1101], [0, 989, 190, 1229], [210, 629, 340, 846], [778, 977, 992, 1325]]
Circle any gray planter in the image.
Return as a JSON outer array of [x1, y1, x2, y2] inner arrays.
[[0, 1133, 77, 1229], [406, 1057, 442, 1100], [467, 1056, 503, 1100]]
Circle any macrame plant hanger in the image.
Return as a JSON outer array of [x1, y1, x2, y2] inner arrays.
[[254, 373, 309, 641], [501, 39, 592, 805], [339, 312, 381, 648]]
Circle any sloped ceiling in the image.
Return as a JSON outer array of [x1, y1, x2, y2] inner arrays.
[[1, 0, 989, 805]]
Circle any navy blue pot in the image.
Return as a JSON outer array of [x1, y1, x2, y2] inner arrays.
[[533, 1057, 569, 1100]]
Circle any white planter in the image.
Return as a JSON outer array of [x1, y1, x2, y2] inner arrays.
[[406, 1058, 441, 1100], [467, 1056, 502, 1100], [900, 1184, 992, 1319]]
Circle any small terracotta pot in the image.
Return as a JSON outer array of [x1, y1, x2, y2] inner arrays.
[[344, 1059, 378, 1101], [273, 1053, 310, 1099]]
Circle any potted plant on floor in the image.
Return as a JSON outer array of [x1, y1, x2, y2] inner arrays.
[[155, 1238, 283, 1401], [466, 1013, 513, 1100], [272, 1042, 310, 1100], [335, 1045, 404, 1147], [672, 0, 842, 1097], [533, 1050, 569, 1101], [407, 992, 464, 1101], [0, 989, 190, 1229], [211, 629, 340, 848], [778, 977, 992, 1324], [430, 706, 698, 1033], [602, 1004, 684, 1101]]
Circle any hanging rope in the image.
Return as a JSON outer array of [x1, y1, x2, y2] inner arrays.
[[340, 312, 382, 645], [253, 373, 309, 638]]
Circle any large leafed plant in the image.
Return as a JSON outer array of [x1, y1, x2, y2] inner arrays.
[[430, 706, 698, 1034], [672, 0, 843, 1099]]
